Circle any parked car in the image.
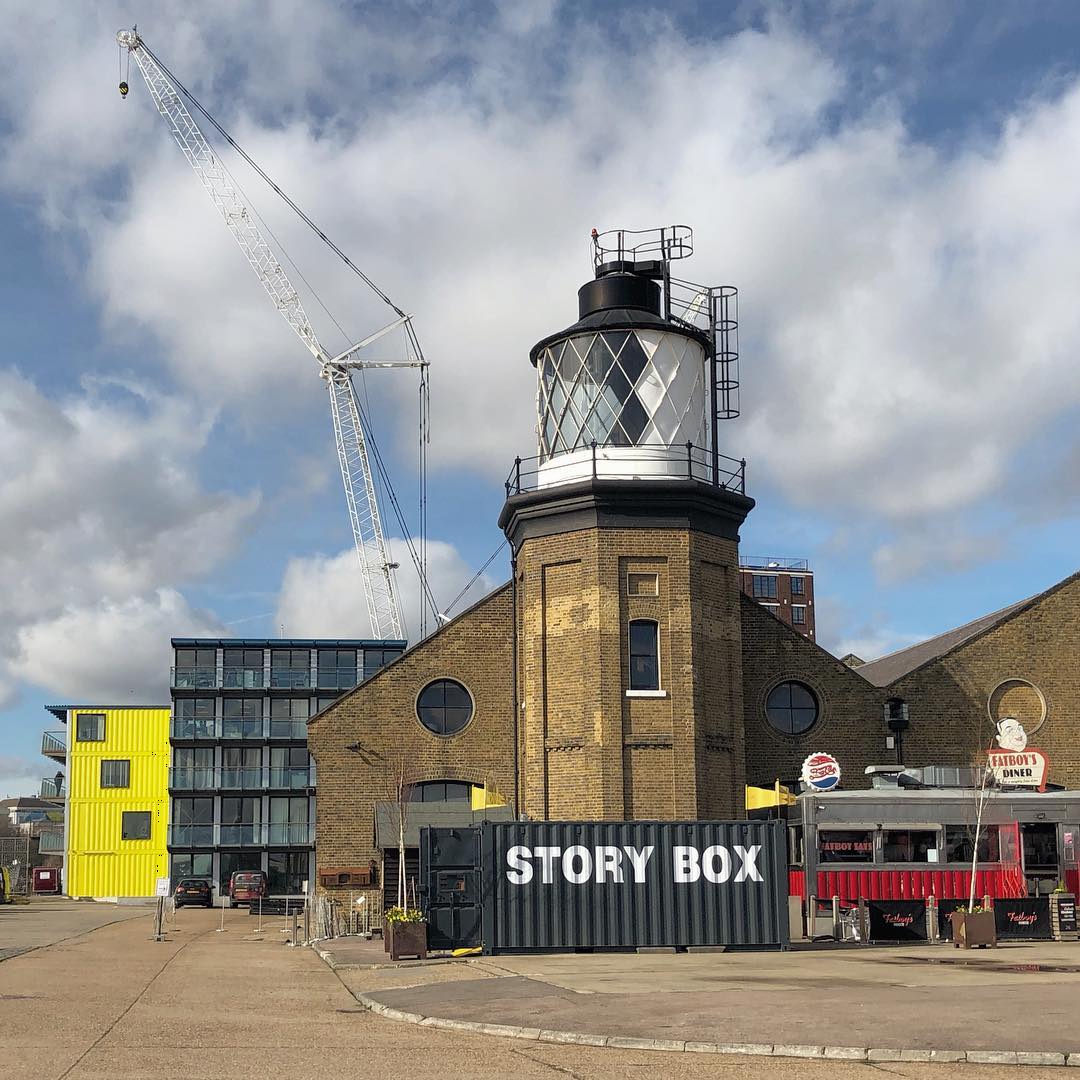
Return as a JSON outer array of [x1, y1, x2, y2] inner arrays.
[[227, 870, 268, 907], [174, 878, 213, 907]]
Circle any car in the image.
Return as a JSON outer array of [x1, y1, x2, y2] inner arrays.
[[174, 877, 213, 907], [227, 869, 268, 907]]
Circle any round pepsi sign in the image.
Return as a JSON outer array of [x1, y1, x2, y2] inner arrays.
[[801, 752, 841, 792]]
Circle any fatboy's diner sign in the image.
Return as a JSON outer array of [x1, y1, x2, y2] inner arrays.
[[505, 842, 763, 885]]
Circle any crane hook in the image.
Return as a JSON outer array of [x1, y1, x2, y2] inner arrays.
[[119, 81, 129, 97]]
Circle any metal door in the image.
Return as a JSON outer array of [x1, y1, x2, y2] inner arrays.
[[420, 827, 482, 950]]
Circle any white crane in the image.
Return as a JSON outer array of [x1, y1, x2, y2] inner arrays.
[[117, 28, 425, 641]]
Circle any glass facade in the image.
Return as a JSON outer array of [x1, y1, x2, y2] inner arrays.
[[536, 329, 706, 459], [169, 639, 402, 895]]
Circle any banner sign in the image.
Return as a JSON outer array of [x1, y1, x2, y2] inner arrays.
[[866, 899, 927, 942], [994, 898, 1052, 940], [1056, 896, 1078, 935], [937, 899, 967, 941], [987, 749, 1049, 791]]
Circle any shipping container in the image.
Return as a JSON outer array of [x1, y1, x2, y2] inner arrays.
[[422, 819, 789, 953]]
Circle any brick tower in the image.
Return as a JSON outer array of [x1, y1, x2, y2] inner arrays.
[[499, 227, 753, 821]]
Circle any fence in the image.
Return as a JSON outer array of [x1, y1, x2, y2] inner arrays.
[[0, 836, 32, 895], [310, 891, 384, 941]]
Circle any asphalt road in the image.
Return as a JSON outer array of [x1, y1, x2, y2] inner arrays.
[[0, 902, 1065, 1079], [0, 897, 150, 961]]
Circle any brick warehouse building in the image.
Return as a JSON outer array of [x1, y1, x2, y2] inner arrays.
[[308, 227, 1080, 901]]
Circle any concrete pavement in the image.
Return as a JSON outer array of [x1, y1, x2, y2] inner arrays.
[[346, 941, 1080, 1058], [0, 901, 1069, 1078], [0, 897, 151, 961]]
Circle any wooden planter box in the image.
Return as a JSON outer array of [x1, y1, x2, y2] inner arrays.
[[950, 910, 997, 949], [388, 921, 428, 961]]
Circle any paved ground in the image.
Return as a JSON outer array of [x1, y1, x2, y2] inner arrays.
[[0, 897, 151, 961], [0, 900, 1062, 1079], [352, 940, 1080, 1055]]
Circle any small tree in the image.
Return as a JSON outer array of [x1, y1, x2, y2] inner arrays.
[[382, 755, 419, 910]]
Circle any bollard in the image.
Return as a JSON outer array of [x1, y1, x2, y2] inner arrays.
[[927, 896, 938, 942], [290, 910, 299, 947], [831, 895, 841, 939], [217, 890, 227, 933], [304, 900, 311, 944], [808, 895, 816, 939], [254, 894, 263, 934]]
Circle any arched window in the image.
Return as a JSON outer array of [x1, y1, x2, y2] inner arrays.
[[416, 679, 474, 736], [408, 781, 473, 803], [765, 681, 819, 736], [628, 620, 660, 691]]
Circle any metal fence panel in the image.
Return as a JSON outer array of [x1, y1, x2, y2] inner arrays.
[[482, 820, 788, 952]]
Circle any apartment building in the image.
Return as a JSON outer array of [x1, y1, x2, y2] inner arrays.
[[739, 557, 816, 639]]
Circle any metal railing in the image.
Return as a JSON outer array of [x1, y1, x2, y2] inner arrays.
[[41, 731, 67, 758], [315, 670, 358, 690], [171, 718, 217, 740], [39, 778, 64, 799], [270, 669, 313, 689], [739, 556, 810, 571], [505, 442, 746, 498], [221, 719, 266, 740], [169, 767, 315, 791], [169, 823, 314, 847], [268, 719, 308, 740], [171, 667, 217, 689], [221, 667, 266, 689]]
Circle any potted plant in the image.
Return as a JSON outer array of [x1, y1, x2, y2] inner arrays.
[[950, 904, 997, 949], [386, 905, 428, 961]]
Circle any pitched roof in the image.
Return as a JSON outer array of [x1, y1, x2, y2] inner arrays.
[[854, 586, 1055, 688]]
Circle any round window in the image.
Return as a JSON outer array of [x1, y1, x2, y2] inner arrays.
[[416, 679, 474, 736], [765, 681, 819, 736]]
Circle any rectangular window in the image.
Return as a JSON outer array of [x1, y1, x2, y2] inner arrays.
[[818, 829, 874, 863], [362, 648, 403, 680], [944, 825, 1000, 863], [218, 851, 252, 893], [171, 852, 213, 881], [172, 698, 215, 739], [76, 713, 105, 742], [883, 829, 939, 863], [173, 747, 214, 789], [270, 746, 310, 788], [752, 575, 778, 599], [100, 759, 130, 788], [222, 697, 263, 739], [316, 695, 341, 713], [792, 605, 806, 625], [267, 850, 309, 895], [221, 747, 261, 788], [790, 576, 805, 595], [626, 572, 659, 597], [317, 649, 357, 690], [121, 811, 151, 841], [628, 620, 660, 691], [269, 796, 309, 844], [271, 649, 311, 688], [174, 648, 216, 689], [222, 648, 264, 689], [270, 697, 309, 739]]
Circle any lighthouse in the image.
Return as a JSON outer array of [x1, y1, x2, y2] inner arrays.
[[500, 226, 754, 821]]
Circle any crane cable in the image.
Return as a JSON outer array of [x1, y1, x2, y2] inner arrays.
[[131, 36, 443, 626]]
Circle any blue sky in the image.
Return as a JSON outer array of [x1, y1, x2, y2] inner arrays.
[[4, 1, 1080, 795]]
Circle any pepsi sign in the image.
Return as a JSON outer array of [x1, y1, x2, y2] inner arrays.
[[802, 751, 841, 792]]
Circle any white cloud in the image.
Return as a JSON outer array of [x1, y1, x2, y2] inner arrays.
[[275, 538, 503, 641], [1, 5, 1080, 591], [0, 755, 41, 800], [13, 589, 225, 702], [0, 370, 256, 700]]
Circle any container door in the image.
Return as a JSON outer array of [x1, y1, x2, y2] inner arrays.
[[420, 827, 482, 950]]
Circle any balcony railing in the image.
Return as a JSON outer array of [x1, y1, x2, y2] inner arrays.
[[269, 767, 315, 790], [37, 830, 64, 852], [221, 719, 266, 740], [171, 718, 217, 740], [505, 442, 746, 497], [739, 556, 810, 571], [268, 719, 308, 740], [269, 669, 312, 689], [222, 667, 266, 689], [315, 670, 358, 690], [171, 666, 217, 689], [39, 777, 64, 799], [41, 731, 67, 760], [168, 822, 314, 847], [169, 767, 315, 790]]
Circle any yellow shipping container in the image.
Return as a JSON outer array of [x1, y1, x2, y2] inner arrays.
[[65, 706, 170, 900]]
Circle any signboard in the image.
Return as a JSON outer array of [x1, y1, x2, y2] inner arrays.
[[479, 819, 790, 952], [987, 749, 1049, 791], [866, 900, 927, 942], [801, 752, 841, 792], [155, 876, 171, 898], [1056, 896, 1077, 935], [994, 898, 1052, 940]]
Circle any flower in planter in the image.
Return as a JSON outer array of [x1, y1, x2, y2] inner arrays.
[[386, 905, 426, 924]]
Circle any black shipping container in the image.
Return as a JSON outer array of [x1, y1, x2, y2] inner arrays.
[[470, 819, 788, 952]]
